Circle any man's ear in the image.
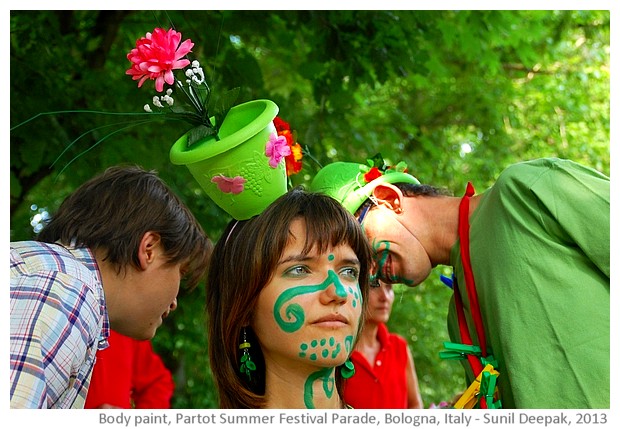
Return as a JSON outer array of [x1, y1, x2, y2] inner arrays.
[[372, 183, 405, 213], [137, 231, 162, 270]]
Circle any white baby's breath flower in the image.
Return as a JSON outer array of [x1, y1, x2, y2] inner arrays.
[[126, 29, 239, 143], [185, 69, 195, 85], [192, 70, 205, 85], [152, 96, 164, 108], [190, 61, 205, 85]]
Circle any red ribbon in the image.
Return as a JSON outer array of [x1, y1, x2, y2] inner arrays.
[[456, 181, 489, 408]]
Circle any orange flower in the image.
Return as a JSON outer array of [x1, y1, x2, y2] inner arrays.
[[286, 142, 303, 176], [274, 116, 303, 176]]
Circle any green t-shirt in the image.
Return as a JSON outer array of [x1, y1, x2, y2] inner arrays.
[[447, 158, 610, 408]]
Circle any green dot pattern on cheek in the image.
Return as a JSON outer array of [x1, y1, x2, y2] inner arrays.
[[299, 336, 343, 362], [331, 343, 342, 359], [348, 285, 361, 308]]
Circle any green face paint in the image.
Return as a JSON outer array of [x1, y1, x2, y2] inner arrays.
[[299, 336, 342, 361], [298, 336, 356, 408], [348, 285, 361, 308], [372, 239, 415, 286], [273, 270, 356, 333], [343, 335, 354, 353], [303, 367, 335, 409], [273, 269, 360, 408]]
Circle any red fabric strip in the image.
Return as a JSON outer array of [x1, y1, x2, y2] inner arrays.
[[458, 182, 488, 357], [456, 182, 489, 408], [453, 281, 483, 376]]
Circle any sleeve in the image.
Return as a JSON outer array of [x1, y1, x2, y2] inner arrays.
[[130, 340, 175, 408], [529, 159, 610, 277], [10, 274, 55, 408]]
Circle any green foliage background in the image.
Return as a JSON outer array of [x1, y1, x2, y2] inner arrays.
[[10, 10, 609, 408]]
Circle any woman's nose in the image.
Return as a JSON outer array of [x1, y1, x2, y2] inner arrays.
[[319, 272, 349, 305], [378, 285, 390, 299]]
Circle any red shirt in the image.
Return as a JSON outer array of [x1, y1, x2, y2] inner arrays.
[[343, 323, 409, 408], [84, 330, 174, 409]]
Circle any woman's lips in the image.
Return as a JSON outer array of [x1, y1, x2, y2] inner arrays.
[[312, 314, 348, 327]]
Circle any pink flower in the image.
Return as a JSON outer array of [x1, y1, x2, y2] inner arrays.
[[265, 132, 291, 168], [211, 174, 246, 195], [126, 28, 194, 92]]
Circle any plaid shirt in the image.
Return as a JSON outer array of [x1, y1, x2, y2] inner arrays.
[[10, 241, 109, 408]]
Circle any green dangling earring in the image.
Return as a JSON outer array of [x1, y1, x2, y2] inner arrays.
[[340, 359, 355, 379], [239, 328, 256, 381]]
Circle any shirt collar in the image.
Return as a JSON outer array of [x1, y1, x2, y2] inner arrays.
[[64, 243, 110, 349]]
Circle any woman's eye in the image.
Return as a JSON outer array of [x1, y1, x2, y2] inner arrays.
[[340, 267, 359, 280], [284, 265, 310, 277]]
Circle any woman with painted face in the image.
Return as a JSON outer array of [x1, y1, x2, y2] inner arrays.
[[206, 187, 373, 409]]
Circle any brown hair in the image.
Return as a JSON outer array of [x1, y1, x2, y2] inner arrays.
[[356, 182, 450, 217], [206, 187, 373, 408], [37, 165, 211, 289]]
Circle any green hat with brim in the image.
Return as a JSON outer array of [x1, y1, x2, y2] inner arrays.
[[309, 161, 420, 214]]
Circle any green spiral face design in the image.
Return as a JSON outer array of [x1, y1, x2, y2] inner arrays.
[[273, 269, 361, 333]]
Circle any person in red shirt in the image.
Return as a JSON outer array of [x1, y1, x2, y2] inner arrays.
[[85, 330, 174, 409], [344, 280, 423, 408]]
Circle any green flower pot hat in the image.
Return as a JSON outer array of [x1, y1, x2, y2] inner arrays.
[[127, 28, 296, 221], [309, 154, 420, 215], [170, 99, 288, 220]]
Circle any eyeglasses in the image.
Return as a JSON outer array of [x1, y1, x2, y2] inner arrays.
[[369, 275, 380, 288], [357, 204, 371, 224]]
